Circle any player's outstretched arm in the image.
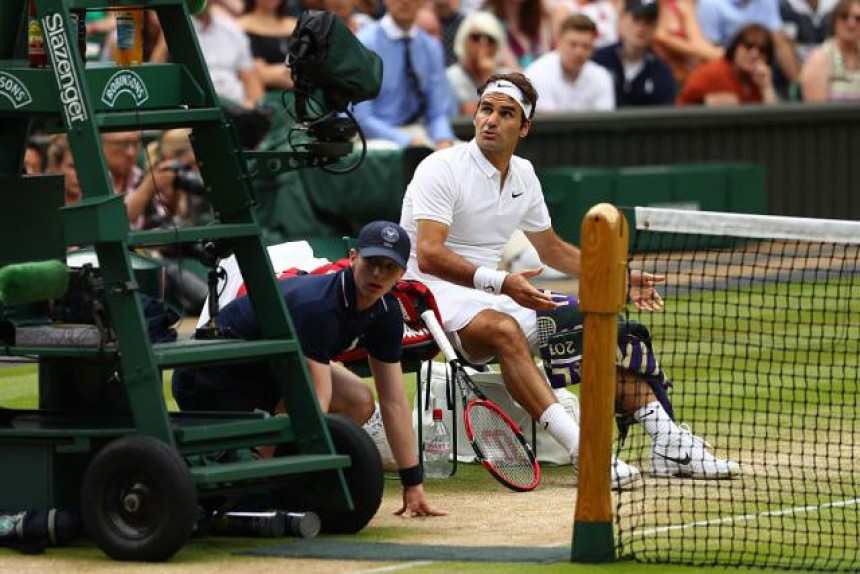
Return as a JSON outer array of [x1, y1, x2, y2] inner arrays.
[[524, 227, 581, 276], [369, 357, 446, 518]]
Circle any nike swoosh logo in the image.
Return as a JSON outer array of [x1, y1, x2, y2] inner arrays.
[[657, 452, 691, 465], [512, 192, 524, 198]]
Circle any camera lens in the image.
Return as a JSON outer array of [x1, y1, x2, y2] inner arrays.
[[172, 165, 205, 196]]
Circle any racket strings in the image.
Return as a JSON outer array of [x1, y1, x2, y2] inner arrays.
[[468, 402, 537, 488]]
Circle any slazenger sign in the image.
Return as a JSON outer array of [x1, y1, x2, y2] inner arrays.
[[101, 70, 149, 107], [42, 12, 88, 124], [0, 72, 33, 109]]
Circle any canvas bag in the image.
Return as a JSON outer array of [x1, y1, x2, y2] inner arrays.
[[412, 361, 580, 465]]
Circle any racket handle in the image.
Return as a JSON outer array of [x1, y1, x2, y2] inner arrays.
[[420, 310, 458, 362]]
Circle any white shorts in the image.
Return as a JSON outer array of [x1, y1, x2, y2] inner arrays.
[[422, 278, 539, 364]]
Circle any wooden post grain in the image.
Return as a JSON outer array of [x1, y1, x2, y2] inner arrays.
[[571, 203, 628, 562]]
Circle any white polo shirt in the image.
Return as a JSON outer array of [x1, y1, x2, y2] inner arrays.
[[192, 14, 254, 104], [400, 140, 552, 348], [526, 54, 615, 112], [401, 138, 551, 280], [400, 139, 551, 342]]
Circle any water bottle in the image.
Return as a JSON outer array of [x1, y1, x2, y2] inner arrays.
[[27, 0, 47, 69], [115, 9, 143, 66], [424, 408, 452, 479]]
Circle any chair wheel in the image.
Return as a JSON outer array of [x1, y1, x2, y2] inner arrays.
[[273, 414, 384, 534], [317, 414, 384, 534], [80, 435, 197, 562]]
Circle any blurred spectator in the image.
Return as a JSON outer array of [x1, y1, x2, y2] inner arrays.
[[486, 0, 555, 67], [526, 14, 616, 110], [447, 11, 511, 114], [781, 0, 838, 66], [433, 0, 467, 65], [355, 0, 385, 18], [355, 0, 456, 149], [697, 0, 800, 87], [324, 0, 373, 33], [592, 0, 677, 105], [129, 129, 209, 231], [214, 0, 247, 17], [101, 131, 143, 197], [193, 2, 264, 108], [580, 0, 623, 46], [652, 0, 724, 83], [460, 0, 485, 15], [45, 136, 81, 206], [238, 0, 298, 91], [800, 0, 860, 100], [135, 130, 212, 312], [24, 143, 43, 175], [678, 23, 777, 104], [552, 0, 622, 49], [416, 5, 444, 40]]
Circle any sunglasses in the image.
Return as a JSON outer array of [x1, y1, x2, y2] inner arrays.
[[468, 33, 498, 44], [837, 12, 860, 23]]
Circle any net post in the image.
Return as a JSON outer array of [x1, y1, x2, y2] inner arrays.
[[571, 203, 628, 563]]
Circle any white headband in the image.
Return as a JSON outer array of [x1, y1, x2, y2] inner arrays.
[[480, 80, 533, 118]]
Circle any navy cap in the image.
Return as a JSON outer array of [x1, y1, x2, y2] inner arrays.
[[625, 0, 659, 20], [357, 221, 411, 269]]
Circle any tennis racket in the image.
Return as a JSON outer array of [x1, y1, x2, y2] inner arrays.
[[420, 310, 541, 492]]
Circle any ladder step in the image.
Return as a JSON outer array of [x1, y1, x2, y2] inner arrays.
[[96, 108, 223, 130], [191, 454, 351, 487], [153, 339, 299, 368], [175, 415, 293, 444], [128, 223, 260, 247]]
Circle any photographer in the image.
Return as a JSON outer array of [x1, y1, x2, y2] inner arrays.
[[125, 129, 209, 230], [128, 129, 212, 311]]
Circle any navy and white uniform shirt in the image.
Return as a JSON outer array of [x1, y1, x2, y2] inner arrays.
[[215, 266, 404, 364], [592, 42, 677, 107]]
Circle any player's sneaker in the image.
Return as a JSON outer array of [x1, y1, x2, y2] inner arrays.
[[650, 424, 740, 479], [571, 455, 641, 490], [362, 406, 397, 471]]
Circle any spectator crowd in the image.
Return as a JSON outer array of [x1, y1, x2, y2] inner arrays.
[[22, 0, 860, 241]]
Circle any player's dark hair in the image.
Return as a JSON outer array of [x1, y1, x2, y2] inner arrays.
[[725, 23, 773, 65], [477, 72, 539, 123]]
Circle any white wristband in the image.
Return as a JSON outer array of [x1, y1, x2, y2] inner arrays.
[[473, 266, 508, 294]]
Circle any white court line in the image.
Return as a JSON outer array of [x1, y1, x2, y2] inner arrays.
[[356, 561, 434, 574], [630, 497, 860, 537]]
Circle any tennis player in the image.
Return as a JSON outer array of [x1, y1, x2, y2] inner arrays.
[[399, 72, 739, 481]]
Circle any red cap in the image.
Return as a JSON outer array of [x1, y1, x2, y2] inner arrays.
[[432, 408, 443, 421]]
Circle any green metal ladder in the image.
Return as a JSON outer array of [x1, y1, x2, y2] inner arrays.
[[0, 0, 353, 533]]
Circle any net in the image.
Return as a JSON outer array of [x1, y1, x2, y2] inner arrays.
[[615, 207, 860, 571]]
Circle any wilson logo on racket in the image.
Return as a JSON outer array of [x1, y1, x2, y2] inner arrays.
[[421, 310, 541, 492]]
